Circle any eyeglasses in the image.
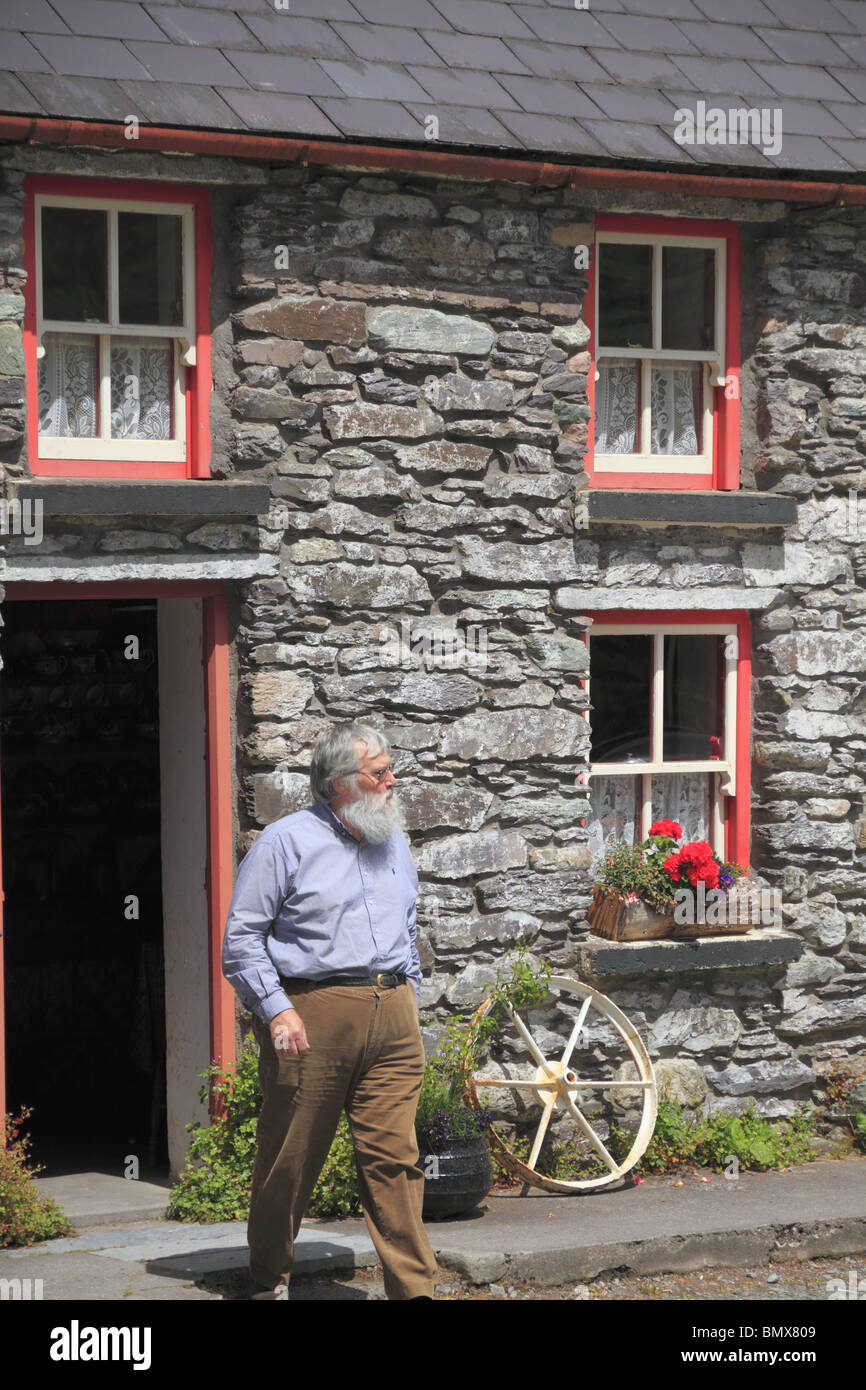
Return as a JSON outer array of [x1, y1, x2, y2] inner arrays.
[[360, 764, 392, 783]]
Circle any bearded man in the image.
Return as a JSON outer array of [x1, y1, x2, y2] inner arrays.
[[221, 721, 438, 1301]]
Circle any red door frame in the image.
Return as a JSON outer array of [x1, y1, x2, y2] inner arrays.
[[0, 580, 236, 1135]]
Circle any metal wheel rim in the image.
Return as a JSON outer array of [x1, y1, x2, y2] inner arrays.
[[465, 974, 657, 1193]]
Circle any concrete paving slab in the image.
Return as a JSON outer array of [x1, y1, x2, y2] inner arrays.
[[33, 1173, 171, 1226]]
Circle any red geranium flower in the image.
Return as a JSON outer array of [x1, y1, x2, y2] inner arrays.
[[649, 819, 683, 839]]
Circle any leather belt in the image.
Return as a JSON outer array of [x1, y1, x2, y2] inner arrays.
[[281, 972, 407, 991]]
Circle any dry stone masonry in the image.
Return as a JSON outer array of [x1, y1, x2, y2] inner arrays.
[[0, 149, 864, 1123]]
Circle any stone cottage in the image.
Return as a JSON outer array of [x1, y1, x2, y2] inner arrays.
[[0, 0, 864, 1179]]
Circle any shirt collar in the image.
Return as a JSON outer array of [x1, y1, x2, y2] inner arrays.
[[313, 801, 360, 843]]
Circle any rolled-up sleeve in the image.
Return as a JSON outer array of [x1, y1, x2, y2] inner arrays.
[[222, 830, 297, 1022]]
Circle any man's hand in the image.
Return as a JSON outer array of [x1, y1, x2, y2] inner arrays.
[[269, 1009, 311, 1058]]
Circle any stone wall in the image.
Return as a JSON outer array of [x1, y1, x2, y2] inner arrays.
[[0, 146, 864, 1121]]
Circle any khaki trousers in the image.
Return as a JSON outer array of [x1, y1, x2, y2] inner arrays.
[[247, 980, 438, 1299]]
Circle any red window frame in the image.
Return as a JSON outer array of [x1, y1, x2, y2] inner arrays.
[[585, 214, 741, 492], [583, 609, 751, 870], [23, 174, 212, 479]]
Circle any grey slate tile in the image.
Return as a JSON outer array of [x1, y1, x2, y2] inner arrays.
[[315, 95, 427, 140], [349, 0, 446, 25], [145, 5, 262, 49], [512, 6, 621, 48], [329, 23, 441, 64], [403, 100, 522, 149], [405, 66, 519, 109], [669, 56, 776, 98], [216, 88, 343, 137], [576, 83, 677, 124], [827, 67, 866, 101], [0, 0, 70, 35], [428, 0, 536, 40], [0, 33, 52, 72], [49, 0, 164, 41], [754, 28, 854, 66], [222, 51, 342, 96], [660, 90, 785, 161], [318, 59, 434, 102], [123, 40, 246, 86], [761, 0, 858, 31], [581, 116, 699, 162], [504, 40, 611, 84], [675, 20, 779, 61], [765, 132, 855, 170], [826, 98, 866, 136], [420, 31, 532, 73], [118, 79, 242, 129], [679, 140, 777, 169], [766, 97, 854, 139], [244, 15, 355, 60], [825, 136, 866, 170], [173, 0, 357, 10], [29, 34, 149, 79], [590, 13, 700, 54], [18, 72, 136, 120], [623, 0, 703, 14], [493, 74, 607, 120], [830, 35, 866, 65], [588, 49, 686, 87], [755, 62, 858, 101], [830, 0, 866, 30], [690, 0, 784, 22], [0, 71, 45, 112], [492, 109, 609, 157]]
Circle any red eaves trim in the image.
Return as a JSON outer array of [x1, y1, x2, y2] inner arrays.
[[1, 115, 865, 205]]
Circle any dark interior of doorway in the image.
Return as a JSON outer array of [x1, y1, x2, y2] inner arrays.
[[1, 597, 168, 1176]]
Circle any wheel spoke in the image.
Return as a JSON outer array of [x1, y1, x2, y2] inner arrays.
[[527, 1092, 557, 1170], [560, 995, 592, 1068], [564, 1079, 653, 1089], [509, 1009, 554, 1076], [561, 1093, 621, 1175], [474, 1077, 556, 1091]]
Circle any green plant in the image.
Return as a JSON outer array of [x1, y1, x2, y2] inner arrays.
[[616, 1100, 817, 1177], [0, 1108, 71, 1248], [596, 824, 744, 913], [417, 942, 552, 1149], [308, 1118, 362, 1218], [850, 1113, 866, 1155]]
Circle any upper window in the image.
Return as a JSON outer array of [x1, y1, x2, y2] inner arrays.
[[588, 216, 740, 491], [24, 177, 211, 478], [585, 614, 750, 868]]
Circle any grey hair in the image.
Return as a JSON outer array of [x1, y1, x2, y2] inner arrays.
[[309, 722, 390, 805]]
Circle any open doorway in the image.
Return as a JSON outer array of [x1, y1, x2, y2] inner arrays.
[[0, 597, 167, 1175]]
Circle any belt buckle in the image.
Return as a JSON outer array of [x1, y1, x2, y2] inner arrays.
[[375, 971, 397, 988]]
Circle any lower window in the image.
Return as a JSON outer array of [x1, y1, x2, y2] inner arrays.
[[584, 614, 750, 869]]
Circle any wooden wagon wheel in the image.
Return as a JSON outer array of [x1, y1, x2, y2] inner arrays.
[[464, 974, 657, 1193]]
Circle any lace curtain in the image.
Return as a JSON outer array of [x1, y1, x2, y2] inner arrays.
[[39, 335, 172, 441], [589, 772, 712, 871], [595, 359, 702, 454]]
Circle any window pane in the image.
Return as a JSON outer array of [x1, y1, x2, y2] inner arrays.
[[651, 773, 711, 843], [598, 242, 651, 348], [588, 775, 641, 865], [41, 207, 107, 323], [651, 363, 701, 454], [590, 635, 652, 763], [118, 213, 183, 326], [38, 334, 98, 437], [595, 359, 638, 453], [663, 634, 725, 760], [111, 337, 173, 440], [662, 246, 715, 350]]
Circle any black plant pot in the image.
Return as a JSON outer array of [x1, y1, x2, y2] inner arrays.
[[416, 1134, 493, 1220]]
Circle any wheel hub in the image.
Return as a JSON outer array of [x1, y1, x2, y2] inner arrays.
[[532, 1059, 579, 1109]]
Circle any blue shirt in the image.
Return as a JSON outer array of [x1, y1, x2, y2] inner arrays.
[[221, 801, 422, 1022]]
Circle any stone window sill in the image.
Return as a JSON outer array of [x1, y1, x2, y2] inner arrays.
[[587, 492, 796, 528], [10, 479, 271, 519], [574, 929, 803, 981]]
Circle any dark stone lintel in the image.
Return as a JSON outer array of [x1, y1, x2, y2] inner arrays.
[[10, 480, 271, 518], [575, 930, 803, 980], [588, 491, 797, 528]]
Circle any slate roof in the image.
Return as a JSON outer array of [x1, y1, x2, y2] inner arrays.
[[1, 0, 866, 177]]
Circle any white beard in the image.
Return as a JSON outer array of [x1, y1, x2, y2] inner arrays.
[[338, 785, 406, 844]]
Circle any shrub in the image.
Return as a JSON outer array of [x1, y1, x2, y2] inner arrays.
[[0, 1108, 71, 1248]]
